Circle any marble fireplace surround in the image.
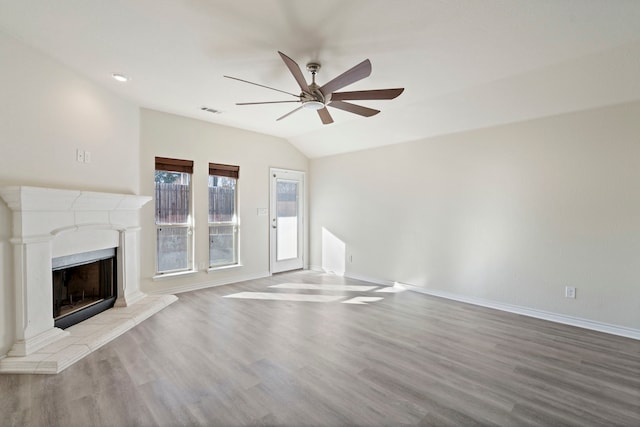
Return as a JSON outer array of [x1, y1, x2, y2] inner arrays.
[[0, 186, 177, 374]]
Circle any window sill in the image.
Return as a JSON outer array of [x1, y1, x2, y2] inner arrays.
[[207, 263, 242, 273], [152, 269, 199, 281]]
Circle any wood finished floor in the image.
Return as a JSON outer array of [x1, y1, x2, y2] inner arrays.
[[1, 270, 639, 426]]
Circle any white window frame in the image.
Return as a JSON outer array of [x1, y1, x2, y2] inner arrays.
[[154, 160, 194, 275], [208, 164, 240, 269]]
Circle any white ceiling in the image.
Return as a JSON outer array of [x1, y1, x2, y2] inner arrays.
[[1, 0, 640, 158]]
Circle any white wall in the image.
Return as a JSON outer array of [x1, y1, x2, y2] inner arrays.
[[139, 109, 308, 294], [0, 32, 141, 356], [310, 101, 640, 332]]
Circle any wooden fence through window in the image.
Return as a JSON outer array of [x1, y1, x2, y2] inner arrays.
[[155, 183, 190, 224], [154, 183, 237, 224]]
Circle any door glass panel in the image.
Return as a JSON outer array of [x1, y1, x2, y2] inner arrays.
[[276, 179, 298, 261]]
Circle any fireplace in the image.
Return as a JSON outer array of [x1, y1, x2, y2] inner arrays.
[[52, 248, 117, 329], [0, 186, 178, 374], [0, 186, 153, 357]]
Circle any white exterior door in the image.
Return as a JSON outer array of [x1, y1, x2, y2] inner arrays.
[[270, 168, 304, 273]]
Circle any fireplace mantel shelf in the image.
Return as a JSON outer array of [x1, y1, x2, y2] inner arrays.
[[0, 186, 151, 212]]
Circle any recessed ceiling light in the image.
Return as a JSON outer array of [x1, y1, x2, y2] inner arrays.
[[111, 73, 129, 82]]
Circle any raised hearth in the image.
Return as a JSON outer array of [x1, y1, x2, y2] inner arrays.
[[0, 186, 177, 374], [0, 294, 176, 374]]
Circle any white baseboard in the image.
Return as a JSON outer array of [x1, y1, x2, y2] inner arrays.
[[344, 271, 394, 287], [146, 271, 271, 295], [402, 284, 640, 341]]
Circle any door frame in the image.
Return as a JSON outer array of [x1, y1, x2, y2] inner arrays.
[[270, 168, 305, 273]]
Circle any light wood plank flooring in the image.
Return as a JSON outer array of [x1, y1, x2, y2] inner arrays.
[[1, 270, 639, 426]]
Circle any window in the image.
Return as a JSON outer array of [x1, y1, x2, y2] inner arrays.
[[208, 163, 239, 268], [155, 157, 193, 274]]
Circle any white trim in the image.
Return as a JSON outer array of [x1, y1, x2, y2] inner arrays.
[[146, 271, 271, 295], [402, 284, 640, 341], [309, 264, 324, 273], [344, 271, 394, 287], [152, 269, 199, 281], [207, 263, 243, 273]]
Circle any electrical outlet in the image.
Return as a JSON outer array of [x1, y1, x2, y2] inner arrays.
[[565, 286, 576, 299], [84, 151, 91, 163], [76, 149, 85, 162]]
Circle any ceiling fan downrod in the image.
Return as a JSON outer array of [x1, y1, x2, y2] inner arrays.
[[303, 62, 325, 110]]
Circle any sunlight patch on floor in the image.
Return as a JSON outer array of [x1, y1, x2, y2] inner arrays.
[[341, 297, 384, 305], [223, 282, 400, 304], [375, 286, 406, 293]]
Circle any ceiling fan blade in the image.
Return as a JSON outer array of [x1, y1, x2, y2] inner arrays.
[[276, 105, 304, 121], [236, 100, 301, 105], [331, 88, 404, 101], [317, 107, 334, 125], [278, 51, 309, 92], [224, 75, 300, 98], [328, 100, 380, 117], [319, 59, 372, 95]]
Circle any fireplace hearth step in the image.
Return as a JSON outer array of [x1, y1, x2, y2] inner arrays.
[[0, 294, 177, 374]]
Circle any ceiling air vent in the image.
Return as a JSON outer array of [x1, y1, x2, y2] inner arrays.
[[200, 107, 221, 114]]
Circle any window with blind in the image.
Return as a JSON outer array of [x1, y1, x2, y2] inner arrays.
[[208, 163, 239, 268], [155, 157, 193, 274]]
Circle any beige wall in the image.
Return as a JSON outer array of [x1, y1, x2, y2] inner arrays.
[[310, 101, 640, 331], [0, 32, 141, 356], [139, 109, 308, 294]]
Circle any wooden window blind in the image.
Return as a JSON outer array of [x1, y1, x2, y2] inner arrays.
[[155, 157, 193, 174], [209, 163, 239, 179]]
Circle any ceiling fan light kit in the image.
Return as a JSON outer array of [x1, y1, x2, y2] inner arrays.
[[303, 100, 325, 110], [224, 51, 404, 125]]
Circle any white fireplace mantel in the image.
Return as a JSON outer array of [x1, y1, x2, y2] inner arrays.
[[0, 186, 153, 359]]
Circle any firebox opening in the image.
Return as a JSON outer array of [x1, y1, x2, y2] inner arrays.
[[52, 248, 117, 329]]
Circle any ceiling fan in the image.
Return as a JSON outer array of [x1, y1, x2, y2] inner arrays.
[[224, 51, 404, 125]]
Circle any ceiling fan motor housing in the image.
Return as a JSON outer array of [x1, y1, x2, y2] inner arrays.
[[301, 81, 327, 109]]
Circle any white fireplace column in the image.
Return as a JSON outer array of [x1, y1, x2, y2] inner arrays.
[[115, 227, 146, 307], [0, 186, 151, 357], [10, 237, 66, 356]]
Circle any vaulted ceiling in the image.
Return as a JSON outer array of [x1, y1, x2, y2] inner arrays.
[[1, 0, 640, 158]]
